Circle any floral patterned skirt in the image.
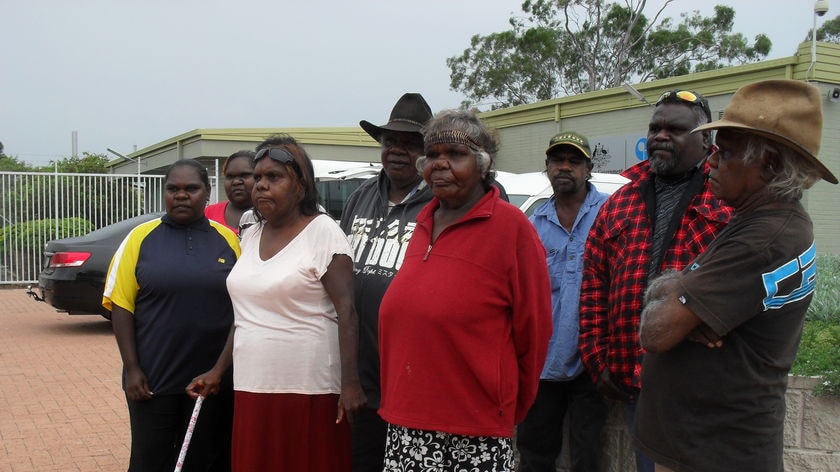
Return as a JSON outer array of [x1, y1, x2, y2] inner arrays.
[[383, 423, 513, 472]]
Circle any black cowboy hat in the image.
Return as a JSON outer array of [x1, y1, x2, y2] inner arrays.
[[360, 93, 433, 142]]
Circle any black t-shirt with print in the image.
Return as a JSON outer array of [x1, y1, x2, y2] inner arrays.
[[636, 200, 814, 472]]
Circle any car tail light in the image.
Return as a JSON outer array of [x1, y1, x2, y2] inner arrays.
[[49, 252, 92, 268]]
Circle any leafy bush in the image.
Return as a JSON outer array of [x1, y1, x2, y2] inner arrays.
[[791, 321, 840, 396], [791, 255, 840, 396], [1, 218, 93, 245], [1, 218, 93, 281]]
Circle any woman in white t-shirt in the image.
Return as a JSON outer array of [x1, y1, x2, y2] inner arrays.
[[187, 134, 365, 471]]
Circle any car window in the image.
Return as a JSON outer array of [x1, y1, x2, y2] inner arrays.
[[523, 198, 548, 216], [317, 178, 367, 220], [508, 194, 530, 209]]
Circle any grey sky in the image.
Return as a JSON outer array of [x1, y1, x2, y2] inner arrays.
[[1, 0, 826, 165]]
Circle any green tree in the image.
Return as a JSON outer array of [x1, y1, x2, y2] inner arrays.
[[0, 154, 34, 171], [42, 152, 110, 173], [815, 15, 840, 43], [0, 151, 110, 173], [448, 0, 771, 109], [2, 151, 138, 230]]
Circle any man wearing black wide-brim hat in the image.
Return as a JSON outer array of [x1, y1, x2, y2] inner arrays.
[[636, 79, 838, 471], [339, 93, 435, 472]]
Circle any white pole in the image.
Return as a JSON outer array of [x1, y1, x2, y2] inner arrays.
[[811, 0, 831, 80], [137, 155, 142, 215], [54, 161, 59, 237], [812, 8, 818, 78]]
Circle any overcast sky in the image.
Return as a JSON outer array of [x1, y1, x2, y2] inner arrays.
[[1, 0, 827, 165]]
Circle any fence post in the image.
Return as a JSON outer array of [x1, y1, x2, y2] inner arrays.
[[53, 162, 59, 238]]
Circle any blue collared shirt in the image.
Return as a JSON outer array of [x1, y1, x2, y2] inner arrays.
[[529, 181, 608, 380]]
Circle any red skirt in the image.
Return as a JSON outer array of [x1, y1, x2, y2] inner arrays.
[[232, 391, 351, 471]]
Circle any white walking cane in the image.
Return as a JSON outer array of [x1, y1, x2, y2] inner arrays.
[[174, 395, 204, 472]]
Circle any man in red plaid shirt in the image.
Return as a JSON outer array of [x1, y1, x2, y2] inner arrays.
[[578, 90, 733, 471]]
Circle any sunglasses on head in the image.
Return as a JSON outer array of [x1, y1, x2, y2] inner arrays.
[[656, 90, 712, 121], [254, 147, 296, 164]]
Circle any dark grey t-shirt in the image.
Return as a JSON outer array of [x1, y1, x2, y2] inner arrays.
[[635, 200, 815, 472]]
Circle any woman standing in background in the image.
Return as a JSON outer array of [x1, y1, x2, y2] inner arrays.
[[205, 150, 255, 234]]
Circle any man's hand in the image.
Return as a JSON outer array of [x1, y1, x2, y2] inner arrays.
[[640, 271, 703, 352], [686, 323, 724, 348], [596, 368, 634, 403]]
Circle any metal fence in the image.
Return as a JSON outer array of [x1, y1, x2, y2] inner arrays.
[[0, 171, 218, 284]]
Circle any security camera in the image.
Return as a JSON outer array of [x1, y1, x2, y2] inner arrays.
[[829, 87, 840, 103], [815, 0, 829, 17]]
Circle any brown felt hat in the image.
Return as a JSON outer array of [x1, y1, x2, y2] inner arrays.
[[693, 79, 837, 184], [360, 93, 433, 142]]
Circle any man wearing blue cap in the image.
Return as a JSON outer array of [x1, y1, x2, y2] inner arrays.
[[516, 131, 608, 472]]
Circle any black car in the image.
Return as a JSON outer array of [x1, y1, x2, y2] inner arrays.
[[30, 212, 162, 319]]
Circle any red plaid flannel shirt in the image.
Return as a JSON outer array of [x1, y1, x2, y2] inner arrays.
[[579, 160, 733, 391]]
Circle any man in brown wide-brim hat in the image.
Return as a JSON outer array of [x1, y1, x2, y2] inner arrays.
[[634, 79, 837, 471]]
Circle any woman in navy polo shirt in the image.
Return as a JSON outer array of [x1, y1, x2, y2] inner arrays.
[[103, 160, 240, 472]]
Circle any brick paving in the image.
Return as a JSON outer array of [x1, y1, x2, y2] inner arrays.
[[0, 288, 129, 471]]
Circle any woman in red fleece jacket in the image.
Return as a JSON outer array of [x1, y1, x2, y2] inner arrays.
[[378, 109, 552, 472]]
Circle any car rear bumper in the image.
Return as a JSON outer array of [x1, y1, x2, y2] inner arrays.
[[39, 273, 109, 317]]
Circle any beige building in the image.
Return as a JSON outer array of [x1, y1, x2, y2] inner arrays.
[[114, 42, 840, 254]]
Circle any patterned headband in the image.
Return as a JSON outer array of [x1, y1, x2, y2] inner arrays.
[[424, 129, 482, 150]]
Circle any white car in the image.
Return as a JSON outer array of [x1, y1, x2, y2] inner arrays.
[[496, 171, 629, 216], [313, 159, 382, 181]]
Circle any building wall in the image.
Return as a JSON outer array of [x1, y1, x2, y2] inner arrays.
[[807, 82, 840, 255], [305, 143, 379, 162], [495, 121, 557, 173]]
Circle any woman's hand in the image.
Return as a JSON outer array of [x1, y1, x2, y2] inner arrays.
[[185, 369, 223, 399], [123, 365, 153, 401], [186, 325, 234, 399], [111, 305, 152, 401], [321, 254, 367, 425]]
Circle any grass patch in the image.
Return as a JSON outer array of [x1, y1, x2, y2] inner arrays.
[[791, 321, 840, 395], [791, 255, 840, 396]]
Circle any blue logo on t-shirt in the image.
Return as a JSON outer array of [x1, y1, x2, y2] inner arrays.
[[761, 241, 817, 310]]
